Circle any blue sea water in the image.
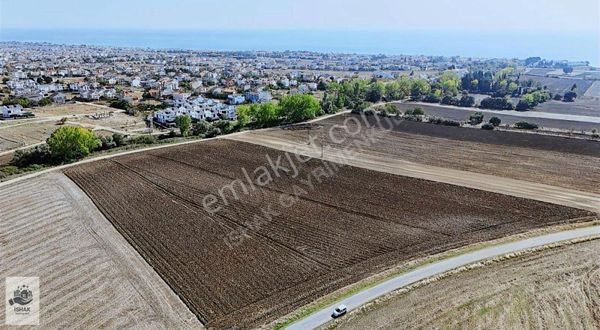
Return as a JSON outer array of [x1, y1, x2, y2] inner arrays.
[[1, 29, 598, 66]]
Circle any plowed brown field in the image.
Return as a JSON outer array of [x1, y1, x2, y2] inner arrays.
[[64, 139, 593, 328], [252, 113, 600, 193]]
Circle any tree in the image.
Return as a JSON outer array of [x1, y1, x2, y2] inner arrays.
[[109, 100, 131, 110], [278, 94, 321, 123], [317, 80, 328, 91], [213, 119, 237, 134], [385, 81, 403, 101], [479, 97, 514, 110], [47, 126, 100, 161], [405, 107, 424, 116], [489, 116, 501, 127], [563, 91, 577, 102], [193, 121, 212, 136], [410, 79, 431, 99], [438, 71, 460, 96], [441, 95, 458, 106], [469, 112, 484, 125], [458, 95, 475, 107], [112, 133, 126, 147], [563, 66, 574, 74], [365, 81, 385, 102], [175, 115, 192, 136], [38, 97, 52, 107], [516, 100, 531, 111]]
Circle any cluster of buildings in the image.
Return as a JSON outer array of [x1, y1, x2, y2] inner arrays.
[[153, 95, 236, 125], [0, 42, 532, 125]]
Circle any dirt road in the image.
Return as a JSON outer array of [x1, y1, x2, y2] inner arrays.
[[226, 133, 600, 213]]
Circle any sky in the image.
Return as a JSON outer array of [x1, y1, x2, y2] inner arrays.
[[0, 0, 598, 64], [1, 0, 598, 33]]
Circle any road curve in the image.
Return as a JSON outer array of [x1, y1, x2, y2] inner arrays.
[[286, 226, 600, 330]]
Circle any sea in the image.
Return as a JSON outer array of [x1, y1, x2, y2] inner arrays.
[[1, 29, 598, 66]]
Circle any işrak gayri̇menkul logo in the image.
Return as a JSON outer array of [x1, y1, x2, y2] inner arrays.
[[9, 285, 33, 307], [5, 277, 39, 325]]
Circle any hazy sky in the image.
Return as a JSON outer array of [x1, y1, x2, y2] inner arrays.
[[1, 0, 599, 33]]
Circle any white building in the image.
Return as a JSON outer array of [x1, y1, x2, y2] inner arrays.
[[2, 105, 24, 118], [52, 93, 66, 104], [154, 109, 177, 124], [227, 94, 245, 105]]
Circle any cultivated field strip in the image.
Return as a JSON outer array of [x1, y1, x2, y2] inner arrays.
[[0, 173, 201, 329], [64, 139, 594, 328], [253, 113, 600, 194]]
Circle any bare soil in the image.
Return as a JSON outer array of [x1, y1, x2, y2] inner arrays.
[[332, 239, 600, 330], [64, 139, 592, 329], [254, 113, 600, 194], [0, 172, 200, 329]]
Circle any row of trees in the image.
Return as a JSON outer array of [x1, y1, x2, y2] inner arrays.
[[320, 73, 462, 113], [236, 94, 321, 128]]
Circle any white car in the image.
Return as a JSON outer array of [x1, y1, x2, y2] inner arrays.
[[331, 304, 347, 318]]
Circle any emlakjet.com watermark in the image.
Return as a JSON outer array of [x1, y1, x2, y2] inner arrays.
[[5, 277, 39, 326]]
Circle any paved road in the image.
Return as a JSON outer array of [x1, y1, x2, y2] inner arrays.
[[226, 133, 600, 213], [286, 226, 600, 330]]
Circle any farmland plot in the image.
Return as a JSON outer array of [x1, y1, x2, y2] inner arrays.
[[252, 114, 600, 194], [64, 139, 593, 328], [0, 173, 200, 329]]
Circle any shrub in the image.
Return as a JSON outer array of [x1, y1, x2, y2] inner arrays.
[[213, 120, 237, 134], [515, 100, 531, 111], [411, 107, 424, 116], [479, 97, 514, 110], [99, 135, 117, 150], [422, 93, 441, 103], [429, 117, 461, 126], [132, 135, 156, 144], [11, 145, 53, 167], [47, 126, 101, 161], [38, 97, 52, 106], [469, 112, 484, 125], [514, 121, 539, 129], [363, 109, 376, 116], [112, 133, 126, 147], [553, 93, 563, 101], [109, 100, 131, 110], [481, 123, 495, 130], [458, 95, 475, 107], [158, 130, 177, 140], [489, 116, 501, 127], [440, 95, 458, 106], [193, 121, 212, 136], [204, 127, 222, 138], [563, 91, 577, 102]]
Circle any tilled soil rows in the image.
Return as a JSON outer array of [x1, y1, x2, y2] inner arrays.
[[260, 113, 600, 193], [64, 139, 593, 328]]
